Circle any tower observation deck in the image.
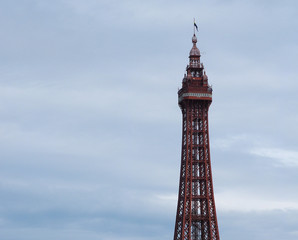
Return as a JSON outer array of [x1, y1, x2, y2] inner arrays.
[[173, 33, 220, 240]]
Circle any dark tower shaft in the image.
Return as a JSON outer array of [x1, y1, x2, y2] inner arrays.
[[173, 34, 220, 240]]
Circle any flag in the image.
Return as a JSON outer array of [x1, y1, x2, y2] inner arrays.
[[194, 19, 198, 31]]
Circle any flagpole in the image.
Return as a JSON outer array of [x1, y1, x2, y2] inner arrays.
[[193, 18, 195, 35]]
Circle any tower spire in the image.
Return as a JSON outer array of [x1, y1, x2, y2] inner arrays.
[[190, 34, 201, 57]]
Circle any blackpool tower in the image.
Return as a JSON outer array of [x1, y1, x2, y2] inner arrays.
[[173, 32, 220, 240]]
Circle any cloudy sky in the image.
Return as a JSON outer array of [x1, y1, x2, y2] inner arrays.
[[0, 0, 298, 239]]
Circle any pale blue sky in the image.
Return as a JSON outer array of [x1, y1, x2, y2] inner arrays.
[[0, 0, 298, 239]]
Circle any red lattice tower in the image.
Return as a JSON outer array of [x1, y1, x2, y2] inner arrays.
[[173, 33, 220, 240]]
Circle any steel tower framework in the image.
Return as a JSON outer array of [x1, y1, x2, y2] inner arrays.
[[173, 34, 220, 240]]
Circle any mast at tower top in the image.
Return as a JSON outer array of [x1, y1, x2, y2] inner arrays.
[[193, 18, 199, 35], [190, 19, 201, 63]]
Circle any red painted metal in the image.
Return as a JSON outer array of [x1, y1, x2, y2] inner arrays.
[[173, 34, 220, 240]]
